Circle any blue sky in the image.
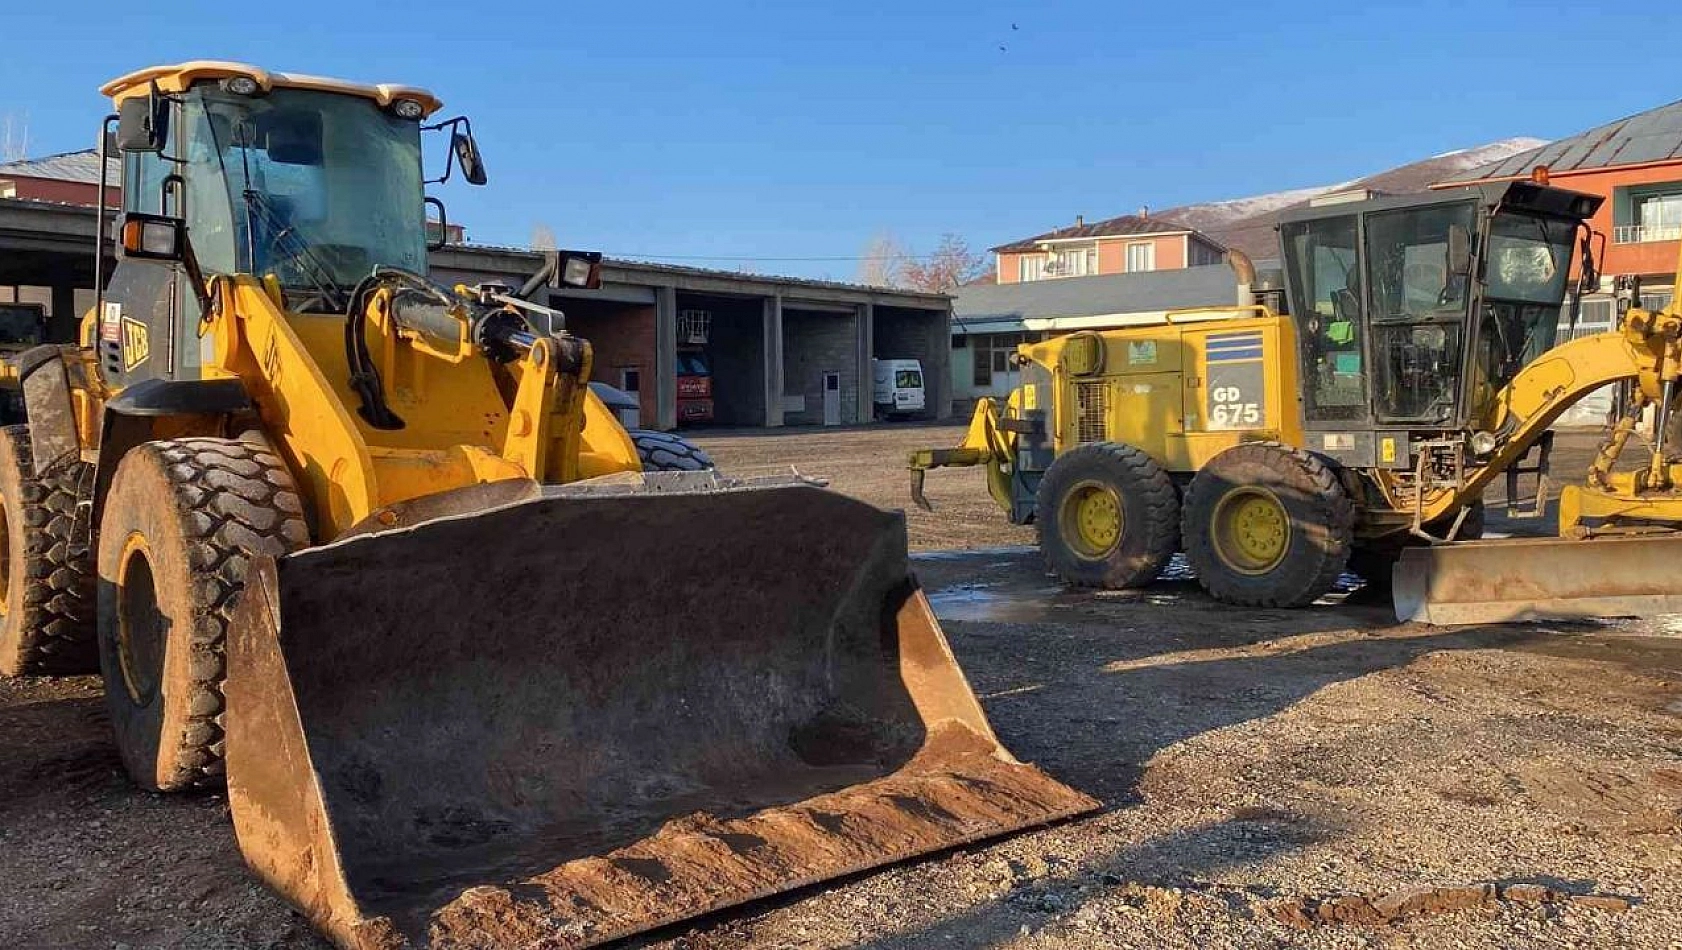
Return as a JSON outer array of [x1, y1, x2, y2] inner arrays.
[[1, 0, 1675, 280]]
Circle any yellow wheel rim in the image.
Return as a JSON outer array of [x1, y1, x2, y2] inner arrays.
[[1059, 480, 1123, 558], [1212, 487, 1290, 574]]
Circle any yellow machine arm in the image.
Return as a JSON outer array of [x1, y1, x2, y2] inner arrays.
[[1403, 262, 1682, 531]]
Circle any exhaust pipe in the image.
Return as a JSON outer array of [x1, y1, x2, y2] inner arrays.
[[1226, 249, 1257, 307]]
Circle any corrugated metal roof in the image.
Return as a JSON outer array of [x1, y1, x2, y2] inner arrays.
[[953, 263, 1241, 331], [991, 213, 1205, 253], [1438, 98, 1682, 184], [0, 150, 120, 185]]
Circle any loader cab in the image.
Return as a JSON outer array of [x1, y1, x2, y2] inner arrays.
[[1279, 182, 1600, 464], [98, 64, 450, 385]]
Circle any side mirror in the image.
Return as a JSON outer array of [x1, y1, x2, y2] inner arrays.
[[116, 93, 169, 153], [452, 132, 487, 186], [1446, 224, 1472, 277], [118, 212, 185, 261]]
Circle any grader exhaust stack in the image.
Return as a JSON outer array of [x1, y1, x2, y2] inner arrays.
[[224, 484, 1096, 949]]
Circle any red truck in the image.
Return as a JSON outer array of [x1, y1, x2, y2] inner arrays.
[[676, 352, 714, 424]]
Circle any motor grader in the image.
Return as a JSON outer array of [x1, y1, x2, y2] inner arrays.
[[913, 180, 1682, 623], [0, 63, 1094, 949]]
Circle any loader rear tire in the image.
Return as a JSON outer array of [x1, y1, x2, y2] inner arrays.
[[1182, 442, 1353, 607], [96, 437, 309, 792], [0, 426, 96, 676], [630, 429, 715, 472], [1037, 442, 1179, 589]]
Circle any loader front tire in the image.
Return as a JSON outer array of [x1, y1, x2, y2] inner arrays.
[[630, 429, 715, 472], [1183, 442, 1353, 607], [1037, 442, 1179, 589], [96, 437, 309, 792], [0, 426, 96, 676]]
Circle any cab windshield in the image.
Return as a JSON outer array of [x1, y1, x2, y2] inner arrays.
[[181, 85, 427, 304], [1470, 212, 1579, 415]]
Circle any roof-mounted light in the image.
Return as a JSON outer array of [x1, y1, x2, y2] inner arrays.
[[391, 98, 426, 120], [220, 75, 261, 96]]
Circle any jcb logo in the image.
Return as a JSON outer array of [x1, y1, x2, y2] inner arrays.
[[121, 318, 150, 371]]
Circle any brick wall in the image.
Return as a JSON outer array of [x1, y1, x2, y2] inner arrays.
[[567, 305, 657, 423], [781, 308, 858, 425], [0, 177, 106, 206]]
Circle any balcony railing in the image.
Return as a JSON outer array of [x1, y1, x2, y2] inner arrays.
[[1613, 223, 1682, 244]]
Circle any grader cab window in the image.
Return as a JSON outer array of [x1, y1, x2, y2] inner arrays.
[[1470, 212, 1578, 410], [1282, 214, 1366, 422], [1363, 201, 1476, 423]]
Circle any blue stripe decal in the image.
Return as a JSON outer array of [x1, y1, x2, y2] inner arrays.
[[1206, 335, 1264, 349], [1207, 348, 1265, 362]]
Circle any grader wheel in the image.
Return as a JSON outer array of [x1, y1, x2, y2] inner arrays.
[[1183, 442, 1353, 607], [0, 425, 96, 676], [1036, 441, 1179, 589], [96, 437, 309, 791]]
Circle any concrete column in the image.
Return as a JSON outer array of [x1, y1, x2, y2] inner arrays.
[[931, 307, 954, 420], [654, 286, 677, 430], [763, 295, 784, 427], [854, 303, 874, 423]]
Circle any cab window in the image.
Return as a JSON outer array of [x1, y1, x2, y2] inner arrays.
[[1282, 214, 1365, 422]]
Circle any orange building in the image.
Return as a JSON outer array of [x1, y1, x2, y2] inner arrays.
[[990, 212, 1226, 284]]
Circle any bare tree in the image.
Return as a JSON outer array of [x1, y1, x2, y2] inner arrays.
[[856, 232, 911, 288], [900, 234, 987, 293]]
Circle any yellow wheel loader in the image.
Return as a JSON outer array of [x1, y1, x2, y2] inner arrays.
[[0, 63, 1094, 948], [914, 181, 1682, 624]]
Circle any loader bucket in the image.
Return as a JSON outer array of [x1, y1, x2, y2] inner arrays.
[[1394, 535, 1682, 626], [223, 483, 1096, 950]]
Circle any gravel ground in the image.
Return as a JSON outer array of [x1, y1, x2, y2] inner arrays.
[[2, 423, 1678, 950]]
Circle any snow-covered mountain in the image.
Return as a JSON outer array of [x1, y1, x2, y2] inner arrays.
[[1157, 137, 1548, 258]]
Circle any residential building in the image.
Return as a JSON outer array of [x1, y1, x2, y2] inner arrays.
[[1436, 97, 1682, 423], [990, 212, 1226, 285], [951, 261, 1248, 406]]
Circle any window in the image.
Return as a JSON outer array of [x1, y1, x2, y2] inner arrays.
[[1282, 214, 1365, 422], [1125, 242, 1154, 273], [895, 369, 922, 388], [619, 368, 640, 392], [1019, 244, 1096, 282], [0, 180, 14, 199], [1188, 239, 1224, 267], [1364, 202, 1478, 423], [971, 331, 1035, 387], [1613, 182, 1682, 244]]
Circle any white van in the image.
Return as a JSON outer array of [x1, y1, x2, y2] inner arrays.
[[872, 358, 925, 418]]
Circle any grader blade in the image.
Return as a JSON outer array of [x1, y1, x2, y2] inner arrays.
[[223, 484, 1096, 950], [1393, 535, 1682, 626]]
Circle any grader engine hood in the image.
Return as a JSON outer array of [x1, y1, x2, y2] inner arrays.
[[223, 483, 1096, 949]]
